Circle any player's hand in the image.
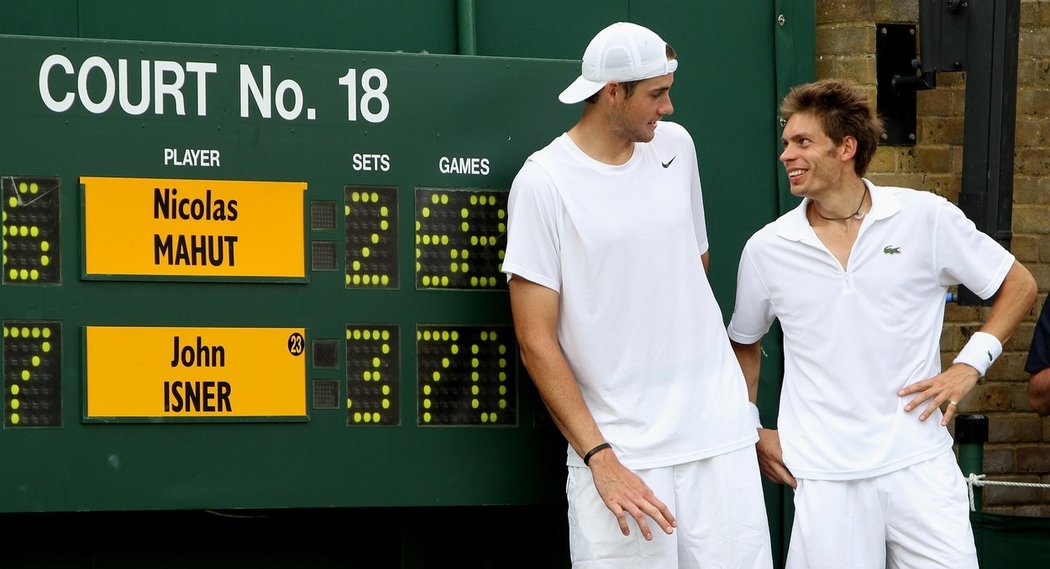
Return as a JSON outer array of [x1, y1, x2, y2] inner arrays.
[[756, 428, 797, 488], [898, 363, 980, 426], [587, 449, 676, 540]]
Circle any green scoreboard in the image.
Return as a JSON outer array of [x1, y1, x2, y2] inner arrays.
[[0, 34, 577, 512]]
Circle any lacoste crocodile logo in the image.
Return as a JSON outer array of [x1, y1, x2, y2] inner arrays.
[[883, 245, 901, 255], [662, 156, 676, 168]]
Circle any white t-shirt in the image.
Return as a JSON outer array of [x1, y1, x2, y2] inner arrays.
[[728, 181, 1014, 480], [502, 121, 757, 470]]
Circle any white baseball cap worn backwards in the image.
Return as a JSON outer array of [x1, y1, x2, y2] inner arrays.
[[558, 22, 678, 104]]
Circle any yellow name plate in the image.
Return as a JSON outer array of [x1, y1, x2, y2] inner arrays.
[[82, 177, 306, 279], [85, 326, 307, 420]]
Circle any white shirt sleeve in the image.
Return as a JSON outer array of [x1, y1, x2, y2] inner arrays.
[[689, 138, 709, 256], [934, 199, 1014, 299], [501, 159, 562, 292], [727, 241, 776, 344]]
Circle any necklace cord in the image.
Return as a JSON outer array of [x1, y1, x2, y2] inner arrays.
[[814, 189, 867, 221]]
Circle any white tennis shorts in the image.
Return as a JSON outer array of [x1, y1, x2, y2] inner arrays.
[[787, 450, 978, 569], [566, 445, 773, 569]]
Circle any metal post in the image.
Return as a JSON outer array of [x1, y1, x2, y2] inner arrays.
[[955, 414, 989, 511], [957, 0, 1021, 305], [456, 0, 477, 56]]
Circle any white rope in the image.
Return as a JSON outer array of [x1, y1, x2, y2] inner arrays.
[[965, 473, 1050, 511]]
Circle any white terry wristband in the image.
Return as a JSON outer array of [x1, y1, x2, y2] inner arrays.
[[748, 402, 763, 429], [952, 331, 1003, 377]]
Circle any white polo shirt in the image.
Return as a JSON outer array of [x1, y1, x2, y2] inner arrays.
[[504, 122, 757, 470], [728, 180, 1014, 480]]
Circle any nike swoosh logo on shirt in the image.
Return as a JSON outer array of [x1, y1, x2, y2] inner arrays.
[[661, 156, 676, 168]]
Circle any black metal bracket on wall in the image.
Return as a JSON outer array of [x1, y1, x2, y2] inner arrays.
[[876, 24, 920, 146], [877, 0, 1021, 306]]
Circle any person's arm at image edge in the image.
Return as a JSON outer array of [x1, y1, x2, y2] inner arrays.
[[1030, 367, 1050, 415]]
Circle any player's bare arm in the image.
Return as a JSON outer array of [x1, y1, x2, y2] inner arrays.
[[509, 276, 676, 539], [900, 260, 1037, 424], [731, 340, 797, 488]]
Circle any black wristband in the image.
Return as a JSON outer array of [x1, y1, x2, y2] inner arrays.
[[582, 442, 611, 466]]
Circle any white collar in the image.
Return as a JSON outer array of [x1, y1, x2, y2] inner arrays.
[[775, 179, 902, 242]]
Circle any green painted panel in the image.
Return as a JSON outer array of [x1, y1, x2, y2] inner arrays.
[[0, 34, 576, 513], [0, 0, 78, 38], [775, 0, 817, 215], [77, 0, 459, 53], [0, 1, 794, 317], [475, 0, 629, 59]]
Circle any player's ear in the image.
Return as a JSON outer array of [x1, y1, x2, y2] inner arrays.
[[839, 135, 858, 162]]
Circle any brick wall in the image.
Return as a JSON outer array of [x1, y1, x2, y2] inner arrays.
[[814, 0, 1050, 514]]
